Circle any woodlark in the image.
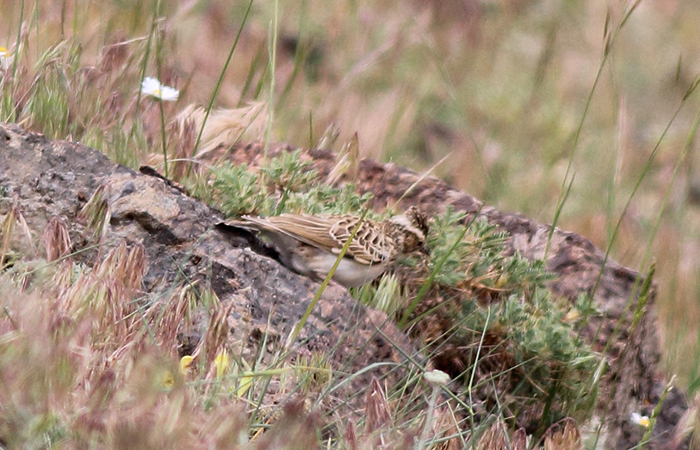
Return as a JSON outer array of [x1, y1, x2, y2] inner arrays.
[[226, 207, 429, 288]]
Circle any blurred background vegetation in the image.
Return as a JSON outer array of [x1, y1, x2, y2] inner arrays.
[[2, 0, 700, 388]]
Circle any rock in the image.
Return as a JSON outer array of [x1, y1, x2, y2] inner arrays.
[[0, 122, 688, 449], [0, 122, 423, 418]]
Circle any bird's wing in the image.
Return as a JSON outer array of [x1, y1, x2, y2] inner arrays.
[[329, 216, 394, 264], [237, 214, 340, 251], [230, 214, 396, 265]]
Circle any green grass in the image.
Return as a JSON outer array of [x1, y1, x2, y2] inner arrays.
[[1, 0, 699, 448]]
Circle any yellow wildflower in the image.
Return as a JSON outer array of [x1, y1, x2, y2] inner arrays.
[[215, 349, 229, 379], [162, 370, 175, 389], [180, 355, 194, 375]]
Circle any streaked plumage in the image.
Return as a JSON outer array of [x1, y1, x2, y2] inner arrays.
[[226, 207, 429, 287]]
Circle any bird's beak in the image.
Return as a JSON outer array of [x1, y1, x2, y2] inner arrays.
[[419, 244, 430, 256]]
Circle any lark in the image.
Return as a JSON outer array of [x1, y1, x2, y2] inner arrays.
[[226, 207, 430, 287]]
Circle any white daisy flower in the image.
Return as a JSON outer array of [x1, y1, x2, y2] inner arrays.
[[141, 76, 179, 101], [631, 412, 650, 428], [0, 47, 12, 72]]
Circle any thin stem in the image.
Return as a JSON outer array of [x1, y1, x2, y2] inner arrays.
[[158, 98, 168, 177], [186, 0, 254, 177]]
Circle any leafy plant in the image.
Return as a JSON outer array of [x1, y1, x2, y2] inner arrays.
[[388, 207, 603, 428], [210, 150, 372, 217]]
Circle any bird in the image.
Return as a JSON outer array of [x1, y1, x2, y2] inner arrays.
[[224, 207, 430, 288]]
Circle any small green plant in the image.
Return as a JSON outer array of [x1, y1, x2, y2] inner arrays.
[[211, 162, 271, 215], [381, 207, 603, 429], [210, 149, 372, 218]]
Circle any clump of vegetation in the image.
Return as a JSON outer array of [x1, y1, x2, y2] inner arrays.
[[208, 149, 373, 218], [208, 145, 602, 432], [355, 207, 602, 430]]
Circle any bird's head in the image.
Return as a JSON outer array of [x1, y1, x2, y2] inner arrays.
[[389, 206, 430, 254]]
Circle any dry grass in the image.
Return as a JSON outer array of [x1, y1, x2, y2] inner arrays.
[[0, 208, 350, 448]]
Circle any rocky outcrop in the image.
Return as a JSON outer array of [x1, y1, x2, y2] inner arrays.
[[0, 122, 689, 449], [0, 123, 421, 415]]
